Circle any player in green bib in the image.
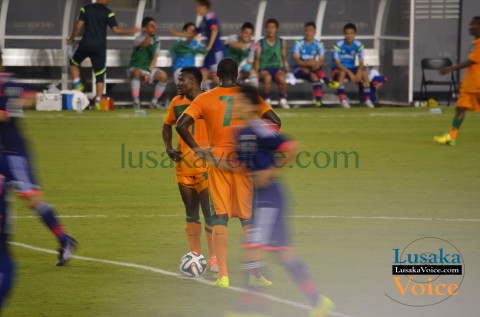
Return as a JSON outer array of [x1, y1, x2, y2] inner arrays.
[[128, 17, 168, 109], [254, 18, 291, 109], [225, 22, 258, 87]]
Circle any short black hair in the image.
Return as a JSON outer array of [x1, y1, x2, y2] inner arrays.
[[241, 22, 254, 32], [217, 58, 238, 81], [180, 67, 203, 86], [239, 84, 260, 106], [343, 23, 357, 33], [183, 22, 196, 31], [305, 22, 316, 29], [195, 0, 211, 9], [142, 17, 156, 28], [265, 18, 279, 29]]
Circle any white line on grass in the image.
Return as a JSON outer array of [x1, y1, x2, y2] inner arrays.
[[13, 214, 480, 222], [9, 241, 356, 317]]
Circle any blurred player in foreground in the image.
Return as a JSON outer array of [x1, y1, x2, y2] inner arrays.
[[225, 84, 334, 317], [434, 16, 480, 146], [0, 168, 14, 312], [176, 58, 280, 288], [162, 67, 216, 271], [0, 52, 77, 266], [128, 17, 168, 109]]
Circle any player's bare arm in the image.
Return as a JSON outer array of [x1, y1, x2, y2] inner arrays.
[[282, 40, 291, 73], [162, 124, 183, 162], [254, 47, 261, 73], [261, 110, 281, 127], [206, 27, 219, 51], [111, 25, 140, 35], [440, 59, 474, 74], [176, 113, 200, 151], [67, 20, 84, 44]]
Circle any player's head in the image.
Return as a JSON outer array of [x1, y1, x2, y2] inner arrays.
[[265, 18, 279, 38], [177, 67, 202, 95], [343, 23, 357, 43], [97, 0, 110, 5], [183, 22, 196, 34], [195, 0, 211, 16], [240, 22, 254, 43], [217, 58, 238, 83], [304, 22, 316, 41], [142, 17, 158, 35], [470, 16, 480, 37], [236, 84, 260, 121]]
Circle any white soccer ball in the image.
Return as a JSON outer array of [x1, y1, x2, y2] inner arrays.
[[179, 252, 207, 277]]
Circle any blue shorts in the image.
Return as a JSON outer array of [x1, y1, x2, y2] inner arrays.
[[260, 68, 281, 79], [0, 154, 42, 196], [245, 182, 290, 251], [203, 49, 225, 73], [294, 68, 326, 82], [0, 253, 14, 310]]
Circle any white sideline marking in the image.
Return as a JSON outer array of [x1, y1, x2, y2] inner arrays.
[[13, 214, 480, 222], [9, 242, 355, 317]]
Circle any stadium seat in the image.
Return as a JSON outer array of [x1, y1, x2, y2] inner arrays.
[[420, 58, 457, 106]]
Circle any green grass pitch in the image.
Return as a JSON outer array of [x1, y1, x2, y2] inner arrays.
[[5, 107, 480, 317]]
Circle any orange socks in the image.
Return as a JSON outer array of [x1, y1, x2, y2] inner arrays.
[[449, 127, 458, 140], [185, 219, 202, 254], [212, 225, 228, 277]]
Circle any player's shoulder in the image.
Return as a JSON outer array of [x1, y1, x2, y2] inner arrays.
[[353, 40, 363, 47], [170, 95, 188, 106], [205, 11, 217, 21], [334, 40, 344, 47], [313, 39, 323, 46]]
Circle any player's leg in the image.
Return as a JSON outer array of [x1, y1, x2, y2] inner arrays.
[[247, 68, 259, 87], [69, 46, 88, 91], [4, 155, 76, 265], [0, 251, 14, 312], [200, 68, 211, 91], [129, 68, 143, 107], [208, 167, 233, 287], [434, 104, 468, 145], [358, 68, 374, 108], [194, 173, 216, 270], [178, 180, 202, 254], [259, 70, 273, 104], [150, 68, 168, 108], [274, 69, 290, 109], [309, 71, 323, 107], [91, 49, 107, 110], [334, 70, 350, 108]]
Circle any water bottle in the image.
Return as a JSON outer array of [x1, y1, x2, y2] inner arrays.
[[76, 97, 83, 113]]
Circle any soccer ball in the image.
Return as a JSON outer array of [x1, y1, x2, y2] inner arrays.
[[179, 252, 207, 277]]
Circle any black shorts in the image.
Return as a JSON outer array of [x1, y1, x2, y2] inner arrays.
[[70, 45, 107, 77]]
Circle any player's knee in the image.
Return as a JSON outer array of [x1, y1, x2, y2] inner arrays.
[[212, 214, 229, 226], [156, 70, 168, 83], [96, 72, 106, 84]]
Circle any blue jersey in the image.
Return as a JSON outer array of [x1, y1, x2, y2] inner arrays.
[[196, 11, 225, 53], [332, 39, 364, 69], [237, 119, 286, 172], [291, 38, 325, 69], [170, 39, 205, 71], [0, 73, 29, 154]]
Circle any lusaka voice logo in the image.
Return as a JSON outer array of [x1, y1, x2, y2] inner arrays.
[[386, 237, 465, 307]]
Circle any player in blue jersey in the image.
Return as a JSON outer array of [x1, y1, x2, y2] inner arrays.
[[0, 56, 77, 266], [169, 23, 207, 84], [332, 23, 373, 108], [0, 164, 14, 312], [292, 22, 331, 107], [169, 0, 225, 91], [225, 84, 335, 317]]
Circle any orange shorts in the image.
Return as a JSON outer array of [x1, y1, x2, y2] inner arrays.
[[456, 91, 480, 112], [208, 166, 253, 220], [176, 173, 208, 193]]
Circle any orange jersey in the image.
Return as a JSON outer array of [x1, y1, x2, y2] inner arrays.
[[462, 38, 480, 93], [164, 94, 209, 176], [183, 86, 273, 156]]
